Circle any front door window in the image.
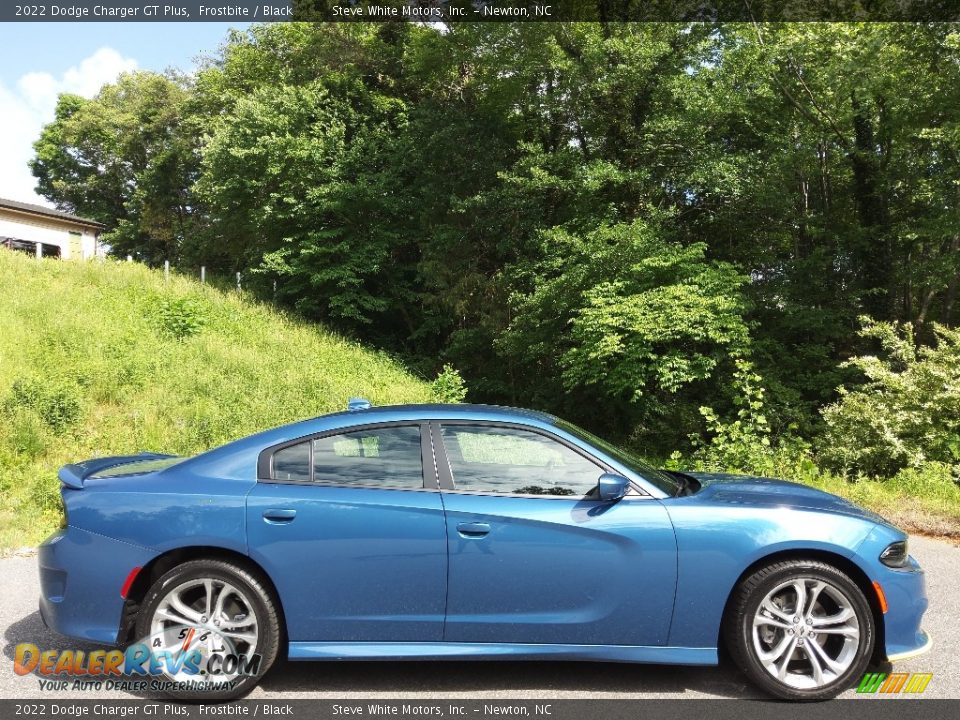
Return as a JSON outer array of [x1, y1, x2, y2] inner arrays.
[[440, 425, 603, 497]]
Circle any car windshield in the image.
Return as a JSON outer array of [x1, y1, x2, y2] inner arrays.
[[553, 420, 682, 496]]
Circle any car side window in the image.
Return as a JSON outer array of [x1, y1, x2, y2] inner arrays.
[[440, 425, 603, 497], [272, 441, 311, 481], [313, 425, 423, 488], [270, 425, 424, 488]]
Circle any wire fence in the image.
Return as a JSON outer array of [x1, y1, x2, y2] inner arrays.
[[11, 242, 283, 302], [112, 255, 260, 296]]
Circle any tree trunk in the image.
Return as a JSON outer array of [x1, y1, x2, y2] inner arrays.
[[849, 93, 893, 319], [943, 234, 960, 326]]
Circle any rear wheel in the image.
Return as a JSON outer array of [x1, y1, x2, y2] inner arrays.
[[725, 559, 875, 700], [135, 559, 280, 701]]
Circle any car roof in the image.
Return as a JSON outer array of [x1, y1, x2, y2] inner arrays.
[[321, 403, 557, 425], [179, 401, 671, 499], [197, 403, 561, 462]]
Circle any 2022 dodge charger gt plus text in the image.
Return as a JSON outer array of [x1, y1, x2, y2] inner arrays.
[[39, 401, 930, 701]]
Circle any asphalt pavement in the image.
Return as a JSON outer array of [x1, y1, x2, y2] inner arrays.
[[1, 536, 956, 700]]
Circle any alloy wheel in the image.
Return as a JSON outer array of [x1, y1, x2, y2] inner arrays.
[[149, 577, 260, 684], [751, 577, 861, 690]]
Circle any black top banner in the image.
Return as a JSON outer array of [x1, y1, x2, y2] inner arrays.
[[3, 0, 960, 23]]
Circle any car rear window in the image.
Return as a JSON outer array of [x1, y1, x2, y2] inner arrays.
[[90, 457, 184, 478]]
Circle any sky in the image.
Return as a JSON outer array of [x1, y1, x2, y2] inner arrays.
[[0, 22, 249, 207]]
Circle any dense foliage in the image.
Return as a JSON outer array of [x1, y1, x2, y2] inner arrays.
[[822, 319, 960, 476], [28, 23, 960, 477]]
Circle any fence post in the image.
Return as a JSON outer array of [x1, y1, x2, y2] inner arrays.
[[36, 243, 42, 261], [201, 266, 206, 284], [164, 260, 170, 283], [236, 271, 242, 292], [273, 279, 277, 297]]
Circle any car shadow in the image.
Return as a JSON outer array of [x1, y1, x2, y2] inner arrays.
[[256, 656, 762, 699], [4, 610, 759, 700]]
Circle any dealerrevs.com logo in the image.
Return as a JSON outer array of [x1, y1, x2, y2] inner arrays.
[[857, 672, 933, 695], [14, 625, 262, 693]]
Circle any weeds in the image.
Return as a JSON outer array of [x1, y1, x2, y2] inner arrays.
[[0, 252, 434, 548]]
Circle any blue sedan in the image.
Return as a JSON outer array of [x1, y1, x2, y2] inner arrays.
[[39, 401, 929, 700]]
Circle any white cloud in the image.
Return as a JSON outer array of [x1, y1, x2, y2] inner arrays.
[[0, 48, 138, 206]]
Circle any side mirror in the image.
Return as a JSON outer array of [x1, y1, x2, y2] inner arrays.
[[597, 472, 630, 502]]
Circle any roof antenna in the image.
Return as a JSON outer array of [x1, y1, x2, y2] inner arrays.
[[347, 398, 372, 411]]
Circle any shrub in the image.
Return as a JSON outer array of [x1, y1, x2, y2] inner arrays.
[[431, 364, 468, 403], [5, 377, 83, 433], [821, 318, 960, 476], [687, 359, 776, 474], [890, 462, 960, 495], [1, 408, 49, 458], [146, 294, 208, 339]]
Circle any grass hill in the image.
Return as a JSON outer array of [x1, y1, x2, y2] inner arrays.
[[0, 251, 435, 549]]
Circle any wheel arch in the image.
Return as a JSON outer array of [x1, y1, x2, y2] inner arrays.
[[717, 548, 886, 663], [117, 545, 288, 648]]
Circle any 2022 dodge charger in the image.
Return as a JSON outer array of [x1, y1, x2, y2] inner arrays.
[[39, 401, 930, 700]]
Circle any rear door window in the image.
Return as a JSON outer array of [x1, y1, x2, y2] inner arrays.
[[270, 425, 424, 488]]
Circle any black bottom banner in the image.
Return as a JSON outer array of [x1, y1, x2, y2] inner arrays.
[[4, 700, 959, 720]]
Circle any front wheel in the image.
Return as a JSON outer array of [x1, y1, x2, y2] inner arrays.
[[725, 559, 875, 700], [135, 559, 281, 701]]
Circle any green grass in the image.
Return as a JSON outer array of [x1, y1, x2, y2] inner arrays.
[[0, 251, 434, 549], [803, 465, 960, 539]]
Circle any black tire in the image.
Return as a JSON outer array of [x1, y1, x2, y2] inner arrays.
[[135, 559, 281, 701], [724, 559, 875, 701]]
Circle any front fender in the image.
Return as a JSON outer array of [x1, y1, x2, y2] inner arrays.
[[663, 500, 875, 648]]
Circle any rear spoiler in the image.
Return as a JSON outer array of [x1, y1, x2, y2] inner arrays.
[[58, 452, 175, 489]]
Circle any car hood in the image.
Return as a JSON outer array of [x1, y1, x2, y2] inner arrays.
[[682, 471, 889, 526]]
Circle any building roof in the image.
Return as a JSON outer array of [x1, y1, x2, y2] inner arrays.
[[0, 197, 105, 230]]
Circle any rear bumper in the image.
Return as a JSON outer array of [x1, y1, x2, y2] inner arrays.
[[38, 526, 155, 645]]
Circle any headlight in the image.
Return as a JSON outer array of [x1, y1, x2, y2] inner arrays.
[[880, 540, 908, 568]]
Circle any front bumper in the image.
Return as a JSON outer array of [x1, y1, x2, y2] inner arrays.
[[887, 630, 932, 662], [854, 524, 931, 663], [879, 554, 930, 661], [38, 526, 155, 645]]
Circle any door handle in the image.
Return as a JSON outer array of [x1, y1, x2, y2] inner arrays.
[[263, 508, 297, 524], [457, 522, 491, 538]]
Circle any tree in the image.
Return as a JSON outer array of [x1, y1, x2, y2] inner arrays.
[[500, 220, 750, 447], [31, 72, 198, 263]]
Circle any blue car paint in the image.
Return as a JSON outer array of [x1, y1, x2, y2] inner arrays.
[[246, 483, 448, 642], [853, 523, 929, 658], [64, 471, 251, 555], [38, 403, 929, 667], [286, 642, 715, 665], [440, 494, 677, 646], [38, 524, 155, 643]]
